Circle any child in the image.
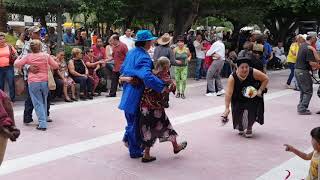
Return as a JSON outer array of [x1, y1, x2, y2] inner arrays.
[[284, 127, 320, 180], [120, 56, 187, 163]]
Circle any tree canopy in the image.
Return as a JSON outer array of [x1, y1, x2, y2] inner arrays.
[[2, 0, 320, 42]]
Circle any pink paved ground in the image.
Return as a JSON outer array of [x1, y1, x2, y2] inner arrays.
[[1, 70, 319, 180]]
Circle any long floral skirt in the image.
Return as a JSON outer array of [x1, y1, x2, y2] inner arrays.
[[140, 107, 178, 148]]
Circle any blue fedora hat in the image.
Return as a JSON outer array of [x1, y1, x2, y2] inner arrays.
[[134, 30, 157, 42]]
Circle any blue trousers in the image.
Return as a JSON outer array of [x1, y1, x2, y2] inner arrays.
[[28, 82, 49, 128], [123, 111, 143, 158], [0, 66, 15, 101], [287, 63, 295, 85], [195, 58, 204, 80]]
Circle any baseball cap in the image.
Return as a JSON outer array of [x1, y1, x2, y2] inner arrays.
[[28, 26, 41, 33]]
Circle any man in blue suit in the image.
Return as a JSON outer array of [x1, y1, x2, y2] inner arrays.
[[119, 30, 166, 158]]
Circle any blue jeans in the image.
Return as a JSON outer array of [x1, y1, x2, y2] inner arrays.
[[24, 82, 51, 123], [28, 82, 49, 128], [0, 66, 15, 101], [195, 58, 204, 80], [123, 111, 143, 158], [287, 63, 295, 85]]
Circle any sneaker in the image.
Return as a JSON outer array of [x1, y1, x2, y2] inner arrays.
[[285, 84, 293, 89], [205, 93, 217, 97], [298, 111, 312, 115], [216, 89, 225, 96]]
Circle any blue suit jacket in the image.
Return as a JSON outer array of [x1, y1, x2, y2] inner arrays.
[[118, 47, 165, 114]]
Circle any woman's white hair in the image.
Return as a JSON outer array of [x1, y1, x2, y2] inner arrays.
[[154, 56, 170, 71]]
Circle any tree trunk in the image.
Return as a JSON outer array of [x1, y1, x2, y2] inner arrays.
[[173, 0, 200, 39], [124, 15, 134, 32], [56, 8, 63, 51], [0, 0, 7, 33], [159, 1, 173, 34]]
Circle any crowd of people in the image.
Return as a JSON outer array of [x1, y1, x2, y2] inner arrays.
[[1, 24, 320, 178]]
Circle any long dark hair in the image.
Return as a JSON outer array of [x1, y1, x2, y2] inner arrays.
[[311, 127, 320, 143]]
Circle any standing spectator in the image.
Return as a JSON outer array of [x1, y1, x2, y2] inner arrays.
[[295, 33, 319, 115], [48, 27, 57, 54], [286, 35, 303, 89], [20, 26, 52, 124], [120, 29, 135, 51], [193, 34, 206, 80], [153, 33, 178, 107], [68, 48, 93, 100], [84, 48, 101, 96], [186, 29, 196, 58], [55, 51, 77, 102], [15, 33, 25, 55], [173, 36, 192, 99], [262, 35, 273, 72], [104, 37, 115, 71], [203, 39, 212, 74], [0, 32, 17, 102], [316, 32, 320, 51], [91, 30, 98, 45], [63, 28, 75, 45], [205, 33, 226, 97], [107, 34, 128, 97], [15, 40, 59, 131]]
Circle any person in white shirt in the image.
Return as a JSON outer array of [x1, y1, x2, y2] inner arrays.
[[193, 34, 206, 80], [205, 33, 226, 97], [120, 29, 135, 51], [273, 41, 286, 64]]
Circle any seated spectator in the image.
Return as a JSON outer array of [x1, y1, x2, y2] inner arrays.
[[75, 30, 83, 46], [238, 41, 253, 58], [81, 31, 91, 50], [84, 48, 101, 96], [272, 41, 286, 68], [55, 51, 77, 102], [68, 48, 93, 100], [63, 28, 75, 45]]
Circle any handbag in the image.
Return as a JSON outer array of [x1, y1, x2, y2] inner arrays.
[[8, 45, 18, 66], [14, 76, 25, 96], [47, 56, 56, 91]]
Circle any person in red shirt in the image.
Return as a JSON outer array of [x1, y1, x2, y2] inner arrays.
[[106, 34, 128, 97], [84, 48, 101, 96], [92, 38, 106, 61]]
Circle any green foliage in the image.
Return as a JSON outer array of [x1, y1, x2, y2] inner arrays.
[[5, 34, 17, 46]]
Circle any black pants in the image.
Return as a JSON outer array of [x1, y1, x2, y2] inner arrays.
[[23, 83, 50, 123], [109, 71, 120, 96], [73, 76, 93, 94], [52, 77, 64, 99]]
